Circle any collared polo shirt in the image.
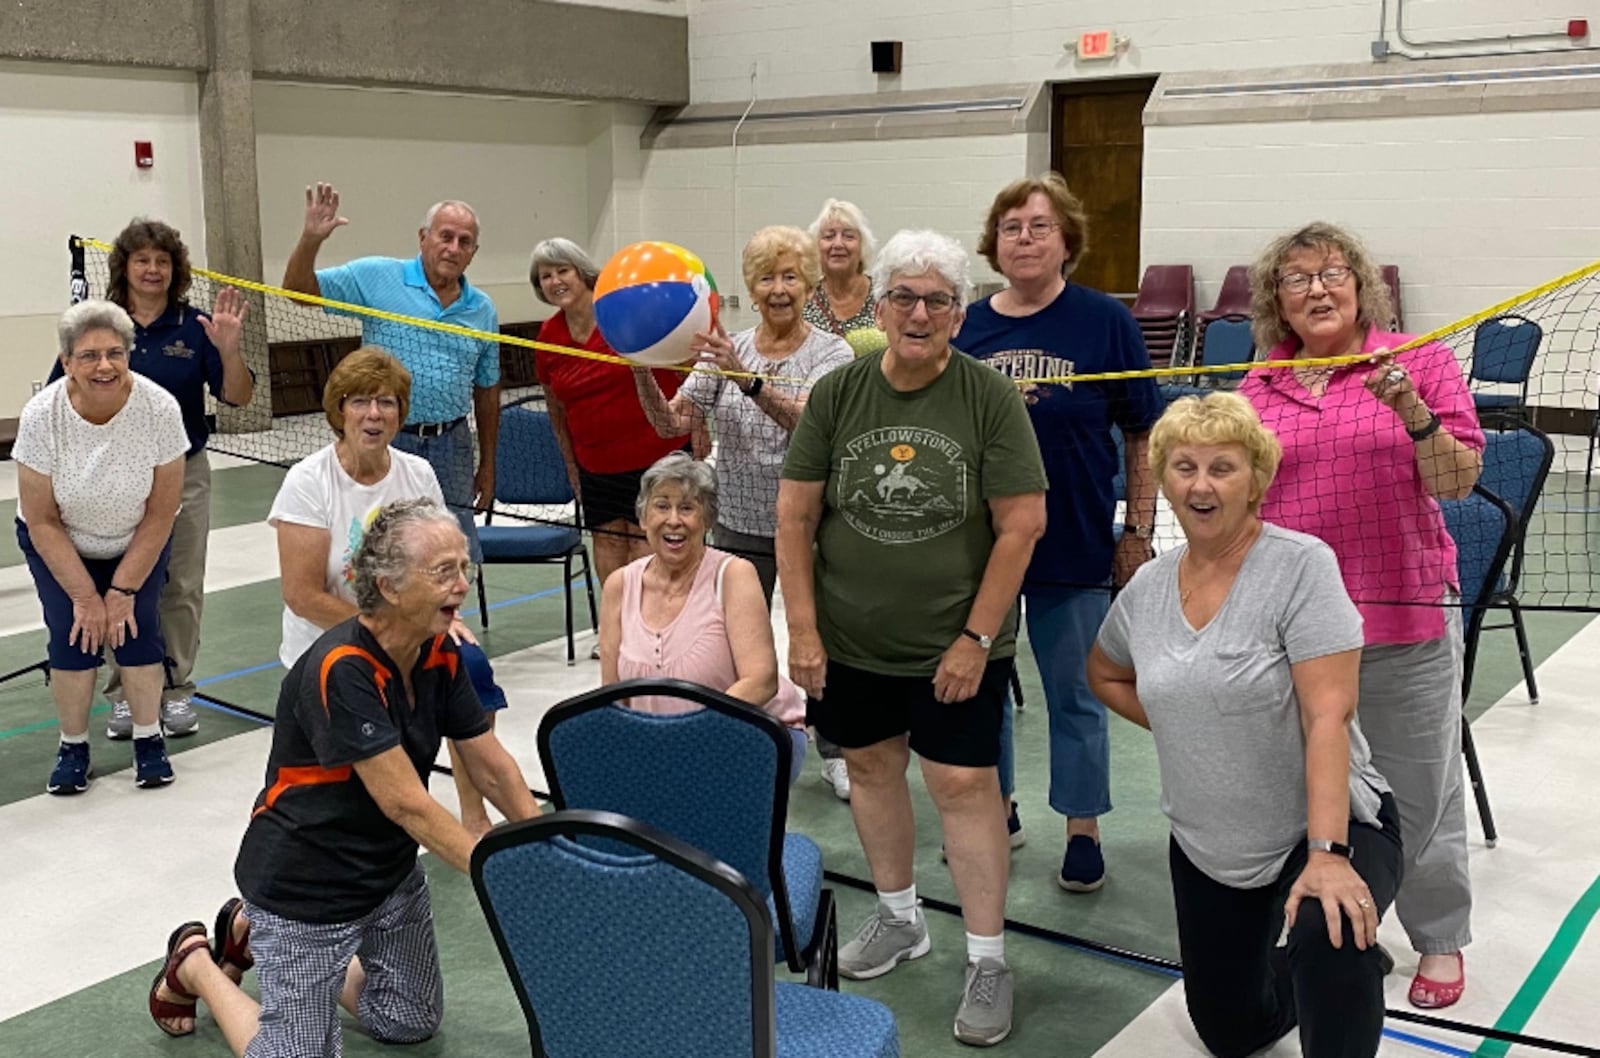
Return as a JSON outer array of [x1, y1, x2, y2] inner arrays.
[[316, 254, 500, 424]]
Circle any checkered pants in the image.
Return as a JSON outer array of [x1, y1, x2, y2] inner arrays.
[[243, 865, 443, 1058]]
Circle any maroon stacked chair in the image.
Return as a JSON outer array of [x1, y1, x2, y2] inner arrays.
[[1381, 264, 1403, 331], [1130, 265, 1195, 369], [1193, 265, 1252, 365]]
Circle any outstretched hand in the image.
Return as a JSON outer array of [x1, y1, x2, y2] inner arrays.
[[199, 287, 249, 352], [303, 183, 350, 243]]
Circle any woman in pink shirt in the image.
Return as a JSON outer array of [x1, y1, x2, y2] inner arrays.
[[597, 452, 808, 783], [1239, 222, 1484, 1010]]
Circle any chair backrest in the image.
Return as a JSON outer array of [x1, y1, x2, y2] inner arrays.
[[1470, 314, 1543, 387], [537, 679, 793, 928], [1476, 424, 1554, 587], [1195, 318, 1256, 383], [1130, 264, 1195, 319], [1440, 485, 1516, 628], [495, 402, 575, 506], [1203, 265, 1251, 319], [473, 809, 776, 1058]]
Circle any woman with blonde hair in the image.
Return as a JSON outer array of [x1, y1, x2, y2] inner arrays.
[[804, 199, 879, 339]]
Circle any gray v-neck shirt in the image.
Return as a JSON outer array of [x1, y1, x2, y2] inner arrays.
[[1097, 523, 1388, 888]]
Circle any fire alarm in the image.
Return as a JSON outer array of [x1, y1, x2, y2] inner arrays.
[[1569, 19, 1589, 39], [135, 141, 154, 169]]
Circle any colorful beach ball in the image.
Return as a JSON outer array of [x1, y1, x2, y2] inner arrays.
[[594, 241, 720, 367]]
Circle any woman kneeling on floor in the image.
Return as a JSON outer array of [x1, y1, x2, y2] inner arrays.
[[1087, 392, 1402, 1058]]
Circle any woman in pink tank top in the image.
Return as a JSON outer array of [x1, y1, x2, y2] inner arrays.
[[598, 453, 807, 780]]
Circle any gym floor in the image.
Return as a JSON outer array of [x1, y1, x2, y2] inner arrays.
[[0, 448, 1596, 1057]]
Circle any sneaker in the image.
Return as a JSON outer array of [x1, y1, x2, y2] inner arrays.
[[942, 805, 1026, 862], [821, 757, 851, 801], [105, 700, 133, 740], [954, 958, 1014, 1047], [1058, 834, 1105, 892], [838, 903, 930, 980], [161, 698, 200, 738], [133, 735, 175, 788], [46, 742, 92, 795]]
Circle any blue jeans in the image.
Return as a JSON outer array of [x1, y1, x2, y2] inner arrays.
[[1000, 587, 1114, 818], [392, 423, 481, 564]]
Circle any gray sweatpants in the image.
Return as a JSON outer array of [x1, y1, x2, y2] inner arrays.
[[1356, 605, 1472, 955]]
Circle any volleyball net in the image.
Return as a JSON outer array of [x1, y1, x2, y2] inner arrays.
[[70, 237, 1600, 612]]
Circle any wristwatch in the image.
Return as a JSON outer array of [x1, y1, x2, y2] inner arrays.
[[742, 375, 765, 399], [1306, 838, 1354, 859], [961, 627, 993, 650], [108, 584, 139, 597], [1406, 412, 1442, 442], [1122, 522, 1153, 541]]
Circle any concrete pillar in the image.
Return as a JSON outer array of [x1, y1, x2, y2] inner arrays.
[[198, 0, 270, 432]]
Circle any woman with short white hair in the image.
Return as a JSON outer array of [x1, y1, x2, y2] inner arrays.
[[778, 229, 1047, 1046], [803, 198, 879, 339]]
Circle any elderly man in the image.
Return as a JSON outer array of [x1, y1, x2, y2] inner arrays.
[[147, 499, 540, 1052], [284, 182, 501, 561]]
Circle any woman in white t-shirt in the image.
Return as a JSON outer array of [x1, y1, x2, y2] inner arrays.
[[14, 301, 190, 795], [268, 348, 508, 836]]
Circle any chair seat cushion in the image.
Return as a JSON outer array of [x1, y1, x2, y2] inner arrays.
[[479, 524, 581, 560], [776, 981, 899, 1057], [772, 833, 822, 963]]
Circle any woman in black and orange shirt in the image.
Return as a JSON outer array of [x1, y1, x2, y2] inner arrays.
[[530, 238, 690, 588]]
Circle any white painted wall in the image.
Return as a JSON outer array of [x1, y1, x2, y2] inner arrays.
[[0, 61, 207, 417]]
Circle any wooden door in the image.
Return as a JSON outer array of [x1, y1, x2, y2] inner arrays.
[[1051, 78, 1156, 302]]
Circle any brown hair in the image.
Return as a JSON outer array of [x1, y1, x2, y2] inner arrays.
[[322, 347, 413, 437], [1248, 222, 1393, 353], [106, 218, 193, 310], [977, 172, 1090, 276]]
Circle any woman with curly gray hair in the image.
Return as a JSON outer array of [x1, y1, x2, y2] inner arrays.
[[1239, 221, 1484, 1010]]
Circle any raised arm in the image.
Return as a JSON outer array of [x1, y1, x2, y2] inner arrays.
[[199, 286, 256, 407], [283, 182, 349, 298], [631, 365, 703, 438]]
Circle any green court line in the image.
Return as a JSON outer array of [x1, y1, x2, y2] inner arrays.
[[1473, 871, 1600, 1057], [0, 703, 110, 743]]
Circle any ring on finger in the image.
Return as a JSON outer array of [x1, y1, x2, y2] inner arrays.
[[1385, 367, 1406, 385], [1357, 898, 1372, 909]]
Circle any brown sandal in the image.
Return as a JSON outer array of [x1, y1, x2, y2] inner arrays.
[[211, 897, 254, 981], [150, 921, 208, 1037]]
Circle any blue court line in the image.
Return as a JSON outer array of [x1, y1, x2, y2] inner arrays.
[[1386, 1028, 1473, 1057]]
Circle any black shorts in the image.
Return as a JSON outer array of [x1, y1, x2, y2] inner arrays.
[[576, 464, 649, 531], [807, 657, 1011, 768]]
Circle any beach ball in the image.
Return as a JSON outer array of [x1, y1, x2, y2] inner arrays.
[[594, 241, 720, 366]]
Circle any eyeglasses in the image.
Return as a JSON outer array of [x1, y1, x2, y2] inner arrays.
[[997, 219, 1061, 242], [71, 348, 128, 365], [414, 560, 471, 586], [1277, 267, 1353, 294], [346, 395, 401, 413], [883, 287, 960, 316]]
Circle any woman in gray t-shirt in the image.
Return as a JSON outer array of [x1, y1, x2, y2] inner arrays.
[[1088, 392, 1402, 1058]]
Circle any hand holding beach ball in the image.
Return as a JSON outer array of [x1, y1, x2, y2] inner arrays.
[[594, 241, 720, 367]]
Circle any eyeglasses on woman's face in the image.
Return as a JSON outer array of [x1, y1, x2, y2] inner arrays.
[[997, 219, 1060, 242], [1276, 266, 1352, 295], [883, 287, 959, 316]]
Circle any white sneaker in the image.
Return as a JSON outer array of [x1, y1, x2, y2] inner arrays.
[[821, 757, 851, 801]]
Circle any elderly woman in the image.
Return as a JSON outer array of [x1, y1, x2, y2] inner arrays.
[[1238, 222, 1483, 1009], [532, 237, 691, 597], [1088, 393, 1402, 1058], [15, 300, 191, 792], [148, 499, 540, 1049], [778, 229, 1047, 1046], [803, 199, 879, 339], [598, 452, 808, 781], [48, 219, 253, 741], [268, 348, 510, 837], [960, 173, 1165, 894]]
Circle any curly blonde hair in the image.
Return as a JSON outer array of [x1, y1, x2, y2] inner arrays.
[[1149, 392, 1282, 510], [1248, 222, 1393, 353], [741, 226, 822, 297]]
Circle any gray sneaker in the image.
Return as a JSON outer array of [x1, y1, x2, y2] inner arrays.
[[838, 903, 930, 980], [954, 958, 1014, 1047], [161, 698, 200, 738], [105, 701, 133, 740]]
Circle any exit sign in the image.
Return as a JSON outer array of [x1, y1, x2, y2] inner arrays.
[[1077, 30, 1115, 60]]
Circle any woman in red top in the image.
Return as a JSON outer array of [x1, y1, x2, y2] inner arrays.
[[530, 238, 690, 587]]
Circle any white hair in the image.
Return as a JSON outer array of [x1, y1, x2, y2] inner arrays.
[[421, 200, 480, 233], [870, 229, 973, 305], [529, 237, 602, 303], [59, 300, 135, 360], [807, 199, 877, 273]]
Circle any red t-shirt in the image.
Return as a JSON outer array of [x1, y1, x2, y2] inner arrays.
[[534, 311, 690, 474]]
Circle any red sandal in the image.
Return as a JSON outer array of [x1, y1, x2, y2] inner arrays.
[[212, 897, 254, 981], [1408, 951, 1465, 1009], [150, 921, 209, 1037]]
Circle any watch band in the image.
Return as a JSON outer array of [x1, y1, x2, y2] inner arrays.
[[742, 376, 765, 399], [961, 627, 993, 649], [1122, 522, 1153, 541], [108, 584, 138, 597], [1306, 838, 1354, 859], [1406, 412, 1442, 442]]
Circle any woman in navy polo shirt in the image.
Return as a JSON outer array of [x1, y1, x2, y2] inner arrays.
[[52, 219, 254, 739]]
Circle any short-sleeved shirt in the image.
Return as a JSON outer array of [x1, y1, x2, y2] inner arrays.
[[677, 326, 853, 536], [234, 618, 491, 923], [1239, 327, 1486, 645], [267, 444, 446, 667], [533, 311, 690, 475], [45, 303, 242, 456], [13, 375, 190, 558], [782, 351, 1048, 675], [316, 255, 500, 424], [959, 284, 1165, 591], [1096, 523, 1389, 889], [803, 280, 878, 338]]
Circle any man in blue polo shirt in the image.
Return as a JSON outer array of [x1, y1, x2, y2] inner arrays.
[[282, 182, 501, 562]]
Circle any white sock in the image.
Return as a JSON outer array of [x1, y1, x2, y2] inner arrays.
[[132, 722, 161, 740], [59, 731, 88, 745], [967, 932, 1005, 965], [879, 885, 919, 922]]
